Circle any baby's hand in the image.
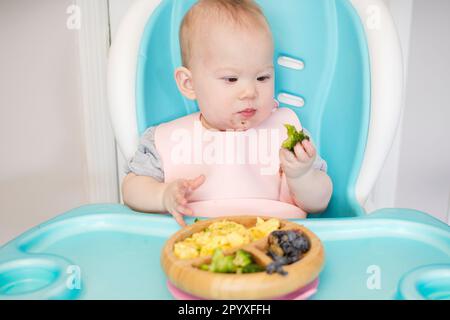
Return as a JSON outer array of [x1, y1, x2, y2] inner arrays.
[[279, 140, 316, 179], [162, 175, 206, 227]]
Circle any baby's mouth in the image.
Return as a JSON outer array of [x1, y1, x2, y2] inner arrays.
[[238, 108, 257, 118]]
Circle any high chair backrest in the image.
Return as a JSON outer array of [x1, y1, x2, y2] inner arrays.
[[108, 0, 403, 218]]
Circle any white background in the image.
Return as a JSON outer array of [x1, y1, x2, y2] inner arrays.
[[0, 0, 449, 246]]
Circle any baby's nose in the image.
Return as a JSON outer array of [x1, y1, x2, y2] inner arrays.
[[239, 82, 258, 100]]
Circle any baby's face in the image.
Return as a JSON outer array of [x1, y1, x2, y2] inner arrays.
[[189, 21, 275, 131]]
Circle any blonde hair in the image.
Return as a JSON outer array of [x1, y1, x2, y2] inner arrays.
[[179, 0, 271, 68]]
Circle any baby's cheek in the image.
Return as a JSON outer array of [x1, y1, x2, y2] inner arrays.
[[257, 106, 273, 123]]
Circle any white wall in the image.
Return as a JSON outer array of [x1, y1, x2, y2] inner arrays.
[[0, 0, 89, 245], [367, 0, 449, 224], [394, 0, 450, 223]]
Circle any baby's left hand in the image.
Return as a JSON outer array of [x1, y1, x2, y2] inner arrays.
[[279, 139, 317, 179]]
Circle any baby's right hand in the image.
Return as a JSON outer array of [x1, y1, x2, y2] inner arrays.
[[162, 175, 206, 227]]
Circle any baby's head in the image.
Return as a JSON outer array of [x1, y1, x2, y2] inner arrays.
[[174, 0, 275, 131]]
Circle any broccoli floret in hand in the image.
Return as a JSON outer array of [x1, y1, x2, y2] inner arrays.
[[282, 124, 310, 152]]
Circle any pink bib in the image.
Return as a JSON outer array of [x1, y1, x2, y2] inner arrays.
[[154, 108, 307, 218]]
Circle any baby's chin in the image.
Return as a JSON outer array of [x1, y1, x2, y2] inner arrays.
[[228, 113, 269, 131]]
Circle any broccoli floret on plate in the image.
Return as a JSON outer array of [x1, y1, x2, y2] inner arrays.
[[199, 248, 263, 274], [233, 249, 252, 268], [208, 249, 237, 273], [240, 263, 265, 273]]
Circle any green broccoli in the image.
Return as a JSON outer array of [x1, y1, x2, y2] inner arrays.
[[198, 249, 223, 272], [199, 249, 263, 274], [209, 249, 237, 273], [241, 263, 265, 273], [218, 255, 237, 273], [199, 264, 210, 271], [282, 124, 310, 152], [233, 250, 252, 268]]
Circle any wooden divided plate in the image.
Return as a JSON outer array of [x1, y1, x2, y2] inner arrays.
[[161, 216, 325, 299]]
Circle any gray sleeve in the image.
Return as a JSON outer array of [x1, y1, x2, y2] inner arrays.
[[303, 128, 328, 172], [124, 126, 165, 182]]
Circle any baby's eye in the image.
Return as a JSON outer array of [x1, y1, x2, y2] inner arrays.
[[223, 77, 238, 83], [257, 75, 271, 82]]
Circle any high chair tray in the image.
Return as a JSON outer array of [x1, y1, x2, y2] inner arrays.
[[0, 204, 449, 300]]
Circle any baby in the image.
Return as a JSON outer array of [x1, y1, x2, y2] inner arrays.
[[122, 0, 333, 226]]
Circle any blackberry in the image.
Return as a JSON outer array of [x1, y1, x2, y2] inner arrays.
[[293, 235, 310, 253], [265, 229, 311, 276]]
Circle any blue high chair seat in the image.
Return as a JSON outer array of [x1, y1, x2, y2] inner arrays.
[[136, 0, 371, 218], [109, 0, 401, 219], [0, 0, 449, 300]]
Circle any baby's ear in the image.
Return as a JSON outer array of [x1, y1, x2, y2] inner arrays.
[[174, 67, 196, 100]]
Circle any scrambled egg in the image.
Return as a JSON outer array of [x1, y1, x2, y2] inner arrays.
[[173, 217, 280, 259]]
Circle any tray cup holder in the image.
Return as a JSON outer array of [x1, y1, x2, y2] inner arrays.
[[0, 256, 77, 299], [397, 264, 450, 300]]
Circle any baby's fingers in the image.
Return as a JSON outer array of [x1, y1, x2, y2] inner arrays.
[[173, 190, 193, 216], [171, 210, 186, 227], [175, 192, 188, 206], [294, 142, 309, 163], [176, 205, 194, 216], [187, 174, 206, 191], [302, 139, 316, 158], [280, 148, 297, 164]]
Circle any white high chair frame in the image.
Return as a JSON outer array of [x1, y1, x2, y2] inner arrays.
[[107, 0, 403, 212]]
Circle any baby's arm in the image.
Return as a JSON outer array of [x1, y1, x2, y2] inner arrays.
[[122, 173, 167, 213], [280, 139, 333, 213], [285, 169, 332, 213]]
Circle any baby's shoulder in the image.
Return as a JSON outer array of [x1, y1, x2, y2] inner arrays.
[[155, 112, 200, 131], [271, 107, 303, 129]]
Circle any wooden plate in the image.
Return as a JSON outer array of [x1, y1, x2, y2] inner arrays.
[[161, 216, 325, 300]]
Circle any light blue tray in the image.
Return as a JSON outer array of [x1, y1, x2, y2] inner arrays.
[[0, 204, 449, 300]]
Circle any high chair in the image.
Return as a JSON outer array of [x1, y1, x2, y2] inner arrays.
[[0, 0, 448, 300]]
